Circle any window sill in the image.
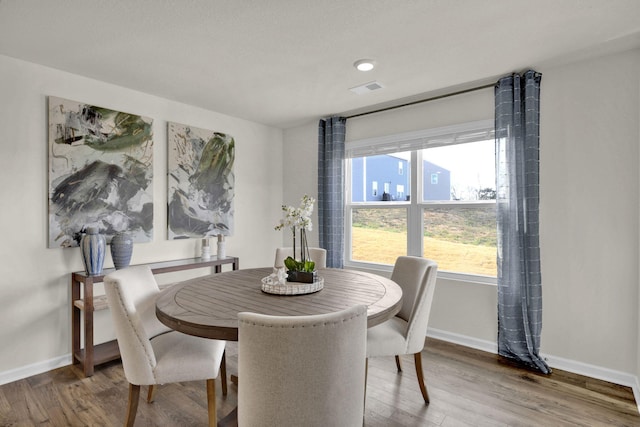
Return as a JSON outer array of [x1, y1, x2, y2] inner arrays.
[[343, 261, 496, 286], [437, 271, 496, 286]]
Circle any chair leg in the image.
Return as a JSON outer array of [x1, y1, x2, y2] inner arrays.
[[206, 378, 217, 427], [146, 384, 156, 403], [413, 352, 430, 404], [220, 350, 228, 396], [395, 355, 402, 372], [125, 383, 141, 427]]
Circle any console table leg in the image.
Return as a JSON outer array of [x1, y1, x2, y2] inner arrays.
[[83, 278, 95, 377], [71, 277, 81, 366]]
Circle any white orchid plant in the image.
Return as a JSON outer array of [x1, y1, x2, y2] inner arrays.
[[274, 195, 316, 273]]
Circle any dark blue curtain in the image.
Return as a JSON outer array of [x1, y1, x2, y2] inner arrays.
[[495, 70, 550, 374], [317, 117, 346, 268]]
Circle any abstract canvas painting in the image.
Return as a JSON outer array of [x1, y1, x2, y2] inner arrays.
[[48, 96, 154, 248], [167, 122, 235, 239]]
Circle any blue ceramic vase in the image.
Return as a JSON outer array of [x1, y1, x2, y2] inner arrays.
[[80, 227, 106, 275], [110, 232, 133, 270]]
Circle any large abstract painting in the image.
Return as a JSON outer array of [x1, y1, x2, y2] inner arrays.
[[48, 96, 154, 248], [167, 122, 235, 239]]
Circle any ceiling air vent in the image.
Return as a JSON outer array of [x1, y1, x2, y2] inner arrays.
[[350, 81, 385, 95]]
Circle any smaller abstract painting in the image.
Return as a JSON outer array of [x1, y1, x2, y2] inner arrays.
[[48, 96, 154, 248], [167, 122, 235, 239]]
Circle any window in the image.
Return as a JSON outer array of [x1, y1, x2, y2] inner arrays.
[[345, 120, 496, 282], [351, 207, 407, 265]]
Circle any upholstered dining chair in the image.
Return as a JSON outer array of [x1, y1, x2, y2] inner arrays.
[[274, 246, 327, 269], [237, 305, 368, 427], [104, 266, 227, 427], [366, 256, 438, 404]]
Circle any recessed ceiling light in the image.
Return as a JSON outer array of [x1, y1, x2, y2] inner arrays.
[[354, 59, 375, 72]]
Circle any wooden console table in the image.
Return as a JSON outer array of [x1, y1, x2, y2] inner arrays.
[[71, 256, 239, 377]]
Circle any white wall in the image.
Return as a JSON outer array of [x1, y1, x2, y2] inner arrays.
[[280, 124, 321, 248], [0, 55, 284, 378], [283, 48, 640, 385], [638, 61, 640, 398], [540, 49, 639, 374]]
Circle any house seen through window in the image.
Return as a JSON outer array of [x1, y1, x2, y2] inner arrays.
[[345, 120, 497, 281]]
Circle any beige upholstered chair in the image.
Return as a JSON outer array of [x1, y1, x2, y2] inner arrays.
[[366, 256, 438, 404], [237, 305, 367, 427], [274, 246, 327, 269], [104, 266, 227, 427]]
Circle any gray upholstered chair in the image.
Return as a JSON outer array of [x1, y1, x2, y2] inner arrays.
[[104, 266, 227, 427], [366, 256, 438, 404], [274, 246, 327, 269], [237, 305, 367, 427]]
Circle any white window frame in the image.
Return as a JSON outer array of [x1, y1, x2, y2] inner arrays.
[[344, 120, 497, 285]]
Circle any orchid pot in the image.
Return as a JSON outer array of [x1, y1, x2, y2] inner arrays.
[[286, 270, 317, 283]]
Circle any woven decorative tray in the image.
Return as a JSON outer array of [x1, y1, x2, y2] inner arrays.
[[261, 276, 324, 295]]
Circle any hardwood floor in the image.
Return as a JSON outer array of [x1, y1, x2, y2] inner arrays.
[[1, 338, 638, 426]]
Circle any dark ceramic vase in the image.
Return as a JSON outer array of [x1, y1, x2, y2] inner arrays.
[[111, 232, 133, 270], [80, 227, 106, 275]]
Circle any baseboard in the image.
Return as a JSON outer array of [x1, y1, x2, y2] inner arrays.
[[0, 354, 72, 386], [427, 327, 498, 354], [427, 327, 640, 414]]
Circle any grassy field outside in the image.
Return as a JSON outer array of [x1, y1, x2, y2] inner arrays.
[[351, 207, 497, 276]]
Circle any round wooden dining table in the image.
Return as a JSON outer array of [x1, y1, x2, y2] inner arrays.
[[155, 267, 403, 341]]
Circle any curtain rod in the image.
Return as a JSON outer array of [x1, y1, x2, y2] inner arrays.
[[344, 82, 496, 120]]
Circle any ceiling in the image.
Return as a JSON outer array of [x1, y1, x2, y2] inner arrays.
[[1, 0, 639, 129]]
